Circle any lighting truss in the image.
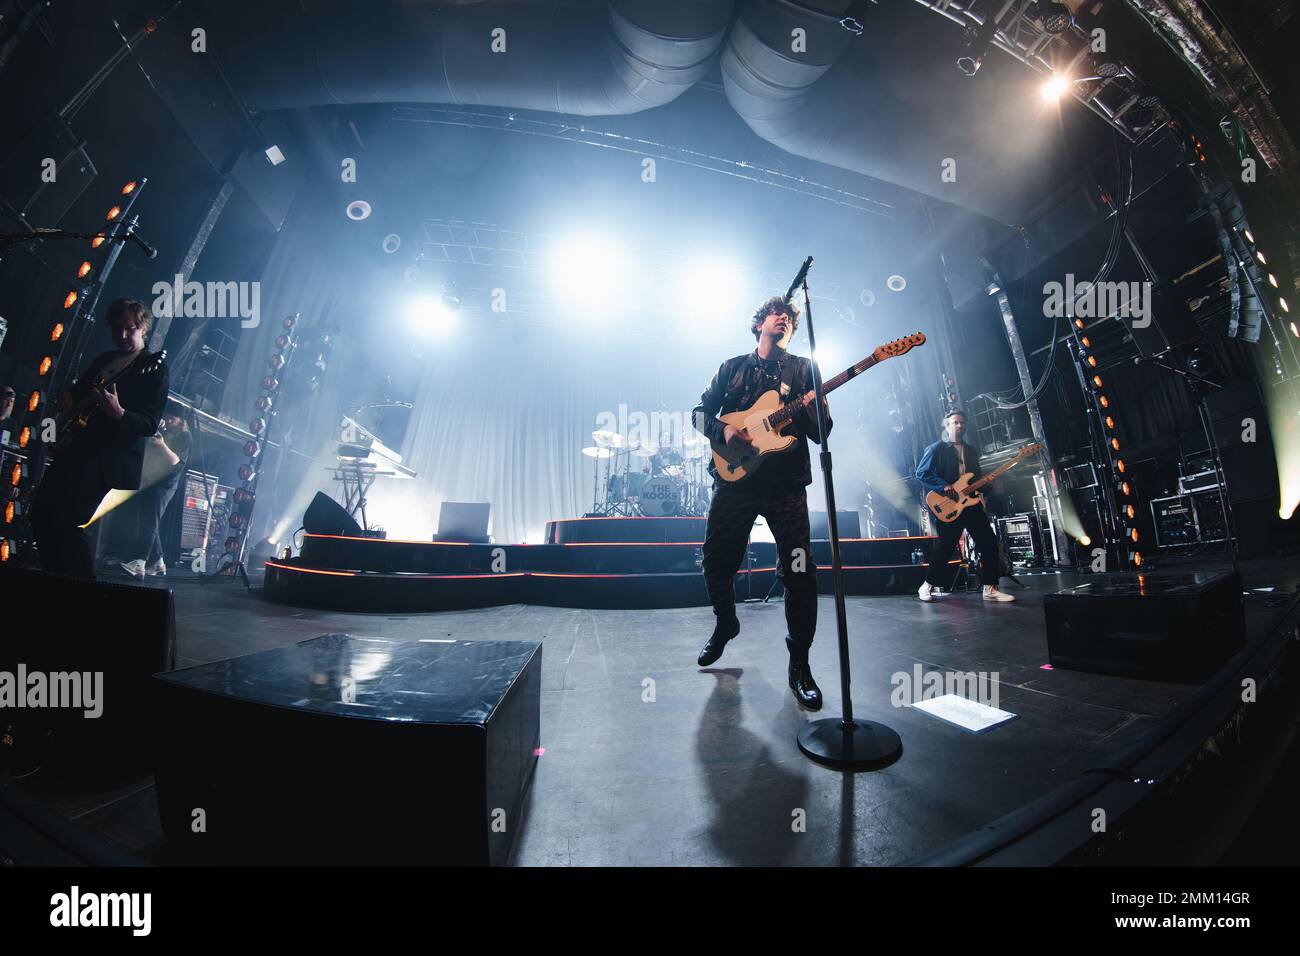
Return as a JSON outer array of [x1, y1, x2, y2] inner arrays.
[[911, 0, 1169, 143]]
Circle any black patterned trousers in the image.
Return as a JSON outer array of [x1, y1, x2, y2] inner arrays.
[[701, 479, 817, 657]]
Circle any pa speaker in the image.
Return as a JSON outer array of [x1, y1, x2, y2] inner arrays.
[[303, 492, 361, 537]]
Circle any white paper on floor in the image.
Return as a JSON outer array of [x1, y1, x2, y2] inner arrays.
[[910, 693, 1018, 734]]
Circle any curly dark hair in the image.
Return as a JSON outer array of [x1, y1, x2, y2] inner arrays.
[[750, 295, 800, 341], [106, 298, 153, 338]]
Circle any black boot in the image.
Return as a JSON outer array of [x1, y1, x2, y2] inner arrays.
[[698, 613, 740, 667], [786, 637, 822, 710]]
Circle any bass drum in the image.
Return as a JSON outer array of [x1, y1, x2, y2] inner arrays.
[[638, 476, 683, 516]]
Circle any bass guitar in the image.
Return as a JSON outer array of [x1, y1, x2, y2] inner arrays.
[[925, 442, 1043, 523], [710, 333, 926, 483]]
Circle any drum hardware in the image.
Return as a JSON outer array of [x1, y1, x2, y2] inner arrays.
[[584, 426, 712, 517]]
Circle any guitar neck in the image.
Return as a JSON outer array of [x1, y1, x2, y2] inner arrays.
[[768, 354, 879, 428], [968, 455, 1025, 492]]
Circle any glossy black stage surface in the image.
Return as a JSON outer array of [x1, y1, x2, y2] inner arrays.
[[9, 556, 1300, 866]]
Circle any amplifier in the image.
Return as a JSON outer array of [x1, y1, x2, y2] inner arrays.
[[997, 513, 1040, 566], [1151, 495, 1198, 548], [1193, 490, 1227, 543], [181, 471, 231, 552], [1179, 468, 1220, 494]]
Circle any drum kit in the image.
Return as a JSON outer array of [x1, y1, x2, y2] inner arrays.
[[582, 428, 712, 516]]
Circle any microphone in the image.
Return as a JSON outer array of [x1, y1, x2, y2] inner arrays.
[[784, 256, 813, 304], [125, 222, 158, 259]]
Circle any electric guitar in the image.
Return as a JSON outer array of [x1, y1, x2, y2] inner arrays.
[[925, 442, 1043, 523], [710, 333, 927, 483], [54, 349, 166, 452]]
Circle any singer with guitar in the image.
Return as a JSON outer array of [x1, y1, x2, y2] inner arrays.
[[915, 409, 1015, 603], [692, 295, 830, 709], [31, 299, 169, 578]]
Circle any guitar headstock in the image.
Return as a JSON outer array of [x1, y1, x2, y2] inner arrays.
[[1018, 442, 1044, 459], [873, 332, 927, 362]]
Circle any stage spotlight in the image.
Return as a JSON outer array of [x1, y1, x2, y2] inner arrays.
[[63, 291, 78, 309], [265, 145, 286, 166], [1078, 535, 1091, 547], [1280, 297, 1289, 313], [406, 296, 458, 337], [1291, 321, 1298, 338], [38, 357, 51, 376], [346, 200, 372, 221], [1268, 274, 1279, 288], [886, 274, 907, 292], [1037, 0, 1073, 33], [1041, 73, 1071, 102], [51, 323, 63, 342], [956, 12, 999, 77], [1257, 251, 1267, 264]]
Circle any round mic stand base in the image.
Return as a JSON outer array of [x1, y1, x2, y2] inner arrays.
[[798, 717, 903, 771]]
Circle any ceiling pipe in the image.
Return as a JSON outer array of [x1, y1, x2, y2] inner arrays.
[[213, 0, 735, 116]]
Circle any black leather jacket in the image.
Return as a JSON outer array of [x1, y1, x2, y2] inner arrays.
[[66, 349, 170, 489], [692, 349, 831, 489]]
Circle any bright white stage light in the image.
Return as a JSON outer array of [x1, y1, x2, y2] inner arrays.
[[551, 235, 623, 305], [406, 296, 458, 337], [1041, 74, 1070, 102], [683, 259, 745, 320]]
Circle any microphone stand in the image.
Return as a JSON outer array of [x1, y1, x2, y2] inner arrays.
[[789, 257, 902, 771]]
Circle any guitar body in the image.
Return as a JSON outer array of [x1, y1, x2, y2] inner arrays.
[[710, 389, 797, 482], [925, 472, 982, 523], [702, 333, 928, 484]]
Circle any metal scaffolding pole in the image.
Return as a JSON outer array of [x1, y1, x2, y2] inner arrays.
[[991, 281, 1072, 565]]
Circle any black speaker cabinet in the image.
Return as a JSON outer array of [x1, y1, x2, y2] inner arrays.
[[1045, 569, 1244, 683], [153, 634, 541, 865], [0, 565, 176, 761]]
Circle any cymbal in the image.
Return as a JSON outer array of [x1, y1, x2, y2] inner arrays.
[[631, 444, 658, 458], [681, 432, 709, 448], [582, 446, 614, 459], [592, 429, 628, 449]]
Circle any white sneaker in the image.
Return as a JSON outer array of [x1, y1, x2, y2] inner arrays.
[[120, 559, 146, 579], [918, 581, 939, 603], [983, 585, 1016, 603]]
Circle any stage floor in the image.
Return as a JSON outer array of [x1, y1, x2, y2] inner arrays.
[[14, 556, 1300, 866]]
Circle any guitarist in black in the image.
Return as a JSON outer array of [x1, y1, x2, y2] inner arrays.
[[31, 299, 169, 579], [915, 409, 1014, 603], [691, 295, 830, 709]]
